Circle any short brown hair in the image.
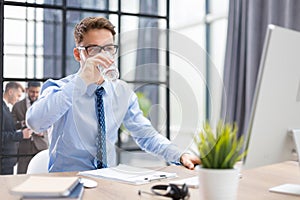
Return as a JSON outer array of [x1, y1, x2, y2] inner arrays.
[[5, 82, 24, 93], [74, 17, 116, 46]]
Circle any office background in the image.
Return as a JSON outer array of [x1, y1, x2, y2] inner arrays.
[[0, 0, 229, 171], [3, 0, 300, 173]]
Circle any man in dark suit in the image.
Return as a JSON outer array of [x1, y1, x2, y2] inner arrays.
[[1, 82, 32, 175], [12, 81, 49, 174]]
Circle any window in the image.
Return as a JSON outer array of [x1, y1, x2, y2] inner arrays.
[[0, 0, 229, 172], [1, 0, 171, 172]]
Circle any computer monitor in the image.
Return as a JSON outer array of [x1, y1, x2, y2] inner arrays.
[[243, 24, 300, 170]]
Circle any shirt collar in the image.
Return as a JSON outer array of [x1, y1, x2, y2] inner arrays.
[[3, 98, 12, 111], [3, 98, 8, 106], [26, 96, 32, 107], [86, 81, 109, 96]]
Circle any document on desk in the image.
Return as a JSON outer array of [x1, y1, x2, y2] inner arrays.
[[78, 164, 177, 185]]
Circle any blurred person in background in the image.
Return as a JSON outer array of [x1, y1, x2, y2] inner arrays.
[[1, 82, 32, 175], [12, 81, 49, 174]]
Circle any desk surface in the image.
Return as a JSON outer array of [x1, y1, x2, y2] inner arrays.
[[1, 161, 300, 200]]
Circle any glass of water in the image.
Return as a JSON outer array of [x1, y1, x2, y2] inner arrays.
[[98, 51, 119, 81]]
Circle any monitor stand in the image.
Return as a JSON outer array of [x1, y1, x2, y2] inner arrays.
[[269, 129, 300, 195]]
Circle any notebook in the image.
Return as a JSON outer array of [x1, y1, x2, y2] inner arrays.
[[10, 176, 80, 197], [21, 183, 84, 200]]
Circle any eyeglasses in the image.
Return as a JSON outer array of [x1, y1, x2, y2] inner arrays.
[[138, 183, 190, 200], [77, 44, 118, 56]]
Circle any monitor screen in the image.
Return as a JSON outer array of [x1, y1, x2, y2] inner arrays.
[[243, 24, 300, 170]]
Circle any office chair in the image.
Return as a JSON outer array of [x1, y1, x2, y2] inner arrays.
[[26, 149, 49, 174]]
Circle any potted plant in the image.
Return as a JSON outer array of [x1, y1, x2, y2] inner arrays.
[[194, 121, 247, 200]]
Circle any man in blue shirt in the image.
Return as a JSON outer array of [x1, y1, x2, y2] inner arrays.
[[26, 17, 200, 172]]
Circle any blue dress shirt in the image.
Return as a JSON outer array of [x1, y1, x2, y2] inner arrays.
[[26, 74, 182, 172]]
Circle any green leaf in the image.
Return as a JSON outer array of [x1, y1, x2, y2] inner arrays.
[[194, 121, 247, 169]]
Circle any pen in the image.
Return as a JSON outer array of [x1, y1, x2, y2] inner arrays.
[[144, 175, 167, 182]]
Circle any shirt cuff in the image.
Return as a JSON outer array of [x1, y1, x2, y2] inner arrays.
[[15, 130, 24, 142]]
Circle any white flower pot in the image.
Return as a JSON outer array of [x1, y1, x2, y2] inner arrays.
[[198, 167, 240, 200]]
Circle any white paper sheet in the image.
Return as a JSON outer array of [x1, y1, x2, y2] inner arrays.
[[78, 164, 177, 185]]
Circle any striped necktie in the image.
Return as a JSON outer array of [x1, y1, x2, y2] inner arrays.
[[94, 87, 107, 169]]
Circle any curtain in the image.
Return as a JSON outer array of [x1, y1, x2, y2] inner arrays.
[[221, 0, 300, 136]]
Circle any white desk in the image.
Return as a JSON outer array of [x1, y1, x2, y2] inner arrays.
[[1, 162, 300, 199]]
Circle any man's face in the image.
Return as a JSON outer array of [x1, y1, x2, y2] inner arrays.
[[27, 86, 40, 102], [78, 28, 114, 61], [8, 88, 23, 105]]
